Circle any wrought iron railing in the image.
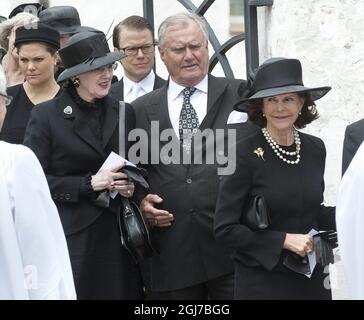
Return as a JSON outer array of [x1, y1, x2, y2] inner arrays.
[[143, 0, 273, 80]]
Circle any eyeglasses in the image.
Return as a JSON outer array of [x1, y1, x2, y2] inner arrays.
[[121, 43, 155, 56], [163, 43, 204, 55], [0, 93, 13, 106], [94, 63, 117, 73]]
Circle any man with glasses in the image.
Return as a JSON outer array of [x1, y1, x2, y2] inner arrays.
[[110, 15, 165, 103]]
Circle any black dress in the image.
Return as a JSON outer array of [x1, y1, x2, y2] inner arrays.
[[214, 130, 336, 300], [23, 85, 144, 300], [0, 84, 61, 144]]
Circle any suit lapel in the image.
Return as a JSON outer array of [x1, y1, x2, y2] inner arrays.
[[153, 75, 166, 90], [61, 91, 105, 158], [147, 82, 175, 136], [199, 75, 228, 131]]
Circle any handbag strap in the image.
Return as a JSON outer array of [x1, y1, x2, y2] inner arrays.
[[118, 101, 126, 158]]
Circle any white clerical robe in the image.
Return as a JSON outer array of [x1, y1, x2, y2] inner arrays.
[[337, 141, 364, 300], [0, 141, 76, 300]]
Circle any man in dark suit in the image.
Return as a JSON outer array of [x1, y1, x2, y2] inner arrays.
[[130, 12, 257, 299], [110, 15, 165, 102], [342, 119, 364, 175]]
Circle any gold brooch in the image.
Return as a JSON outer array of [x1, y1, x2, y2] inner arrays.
[[254, 147, 265, 161]]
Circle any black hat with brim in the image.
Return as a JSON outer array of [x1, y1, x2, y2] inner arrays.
[[14, 22, 60, 49], [9, 3, 45, 19], [57, 25, 100, 35], [39, 6, 99, 35], [233, 58, 331, 112], [57, 32, 125, 82]]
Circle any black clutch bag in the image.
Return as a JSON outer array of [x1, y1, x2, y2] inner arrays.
[[241, 195, 271, 231]]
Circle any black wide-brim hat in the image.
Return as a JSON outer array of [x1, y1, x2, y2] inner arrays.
[[234, 58, 331, 112], [57, 32, 126, 82], [14, 22, 60, 49], [9, 3, 46, 19], [39, 6, 99, 35]]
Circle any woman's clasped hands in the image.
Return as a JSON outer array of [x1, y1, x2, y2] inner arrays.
[[91, 164, 134, 198]]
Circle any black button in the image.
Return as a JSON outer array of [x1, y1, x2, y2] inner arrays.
[[59, 194, 64, 200], [186, 178, 192, 184], [65, 194, 71, 201], [53, 194, 58, 200]]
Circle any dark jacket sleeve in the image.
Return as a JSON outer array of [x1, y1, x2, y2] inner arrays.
[[214, 139, 286, 272], [315, 136, 336, 231]]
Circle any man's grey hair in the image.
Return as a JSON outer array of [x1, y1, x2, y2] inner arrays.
[[0, 65, 7, 95], [0, 12, 38, 51], [158, 12, 209, 48]]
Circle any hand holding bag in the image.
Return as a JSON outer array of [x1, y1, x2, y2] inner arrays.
[[241, 195, 271, 230]]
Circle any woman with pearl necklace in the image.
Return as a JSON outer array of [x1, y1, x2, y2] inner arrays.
[[214, 57, 336, 300]]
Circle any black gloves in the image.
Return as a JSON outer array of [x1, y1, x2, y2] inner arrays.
[[317, 230, 338, 249], [313, 230, 337, 266]]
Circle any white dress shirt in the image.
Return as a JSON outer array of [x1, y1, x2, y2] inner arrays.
[[123, 70, 156, 103], [167, 75, 208, 139]]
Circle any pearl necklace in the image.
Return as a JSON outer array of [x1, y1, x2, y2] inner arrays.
[[262, 128, 301, 165]]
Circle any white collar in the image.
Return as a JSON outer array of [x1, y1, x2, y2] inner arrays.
[[168, 75, 208, 101], [123, 70, 155, 94]]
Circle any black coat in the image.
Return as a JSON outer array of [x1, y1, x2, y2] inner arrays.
[[109, 74, 166, 101], [23, 88, 143, 299], [131, 75, 258, 292], [214, 131, 336, 299], [342, 118, 364, 175]]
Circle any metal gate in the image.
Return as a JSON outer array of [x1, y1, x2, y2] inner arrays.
[[143, 0, 274, 81]]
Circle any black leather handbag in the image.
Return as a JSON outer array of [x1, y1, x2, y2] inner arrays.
[[117, 195, 155, 263], [241, 195, 271, 231], [116, 102, 156, 263]]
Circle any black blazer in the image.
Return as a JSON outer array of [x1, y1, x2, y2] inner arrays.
[[23, 89, 136, 235], [214, 131, 336, 272], [109, 74, 166, 101], [342, 118, 364, 175], [131, 75, 258, 292]]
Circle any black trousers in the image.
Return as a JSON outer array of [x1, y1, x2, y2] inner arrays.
[[148, 273, 234, 300]]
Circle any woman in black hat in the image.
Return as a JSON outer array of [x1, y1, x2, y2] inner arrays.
[[0, 22, 61, 144], [214, 58, 336, 300], [23, 31, 144, 300]]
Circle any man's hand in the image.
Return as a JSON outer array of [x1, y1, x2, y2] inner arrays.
[[140, 194, 174, 228]]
